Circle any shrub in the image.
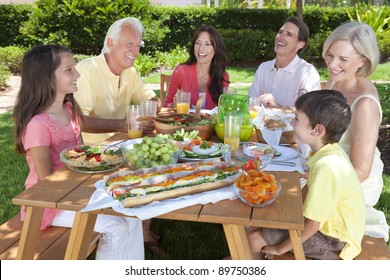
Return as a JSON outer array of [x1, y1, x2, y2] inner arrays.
[[0, 4, 32, 47], [0, 46, 27, 74], [19, 0, 166, 56], [347, 4, 390, 34], [377, 33, 390, 62], [0, 64, 11, 90], [154, 45, 189, 70], [133, 53, 157, 77], [221, 28, 275, 65], [74, 54, 91, 64]]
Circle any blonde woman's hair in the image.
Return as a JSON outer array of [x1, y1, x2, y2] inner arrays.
[[322, 21, 380, 77], [101, 17, 144, 54]]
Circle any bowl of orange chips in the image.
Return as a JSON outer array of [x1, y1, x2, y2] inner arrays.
[[234, 169, 281, 207]]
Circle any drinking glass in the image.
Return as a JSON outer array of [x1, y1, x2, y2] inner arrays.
[[249, 97, 261, 119], [176, 91, 191, 114], [140, 100, 157, 117], [223, 87, 237, 94], [127, 105, 142, 139], [224, 115, 242, 151]]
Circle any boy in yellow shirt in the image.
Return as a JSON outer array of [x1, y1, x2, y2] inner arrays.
[[247, 90, 365, 260]]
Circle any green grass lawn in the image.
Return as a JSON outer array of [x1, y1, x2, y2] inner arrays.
[[145, 62, 390, 84], [1, 64, 389, 259]]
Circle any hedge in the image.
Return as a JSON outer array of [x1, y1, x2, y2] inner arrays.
[[0, 2, 388, 66]]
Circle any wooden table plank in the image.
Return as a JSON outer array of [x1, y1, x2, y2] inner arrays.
[[250, 172, 304, 230], [13, 168, 92, 208], [199, 199, 251, 225], [157, 204, 203, 221], [16, 206, 44, 260], [65, 212, 97, 260], [289, 229, 305, 260], [57, 173, 107, 211], [223, 224, 254, 260]]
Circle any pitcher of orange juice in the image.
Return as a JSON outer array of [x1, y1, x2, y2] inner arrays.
[[215, 93, 253, 142]]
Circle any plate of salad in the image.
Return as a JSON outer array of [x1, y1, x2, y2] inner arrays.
[[158, 128, 201, 149], [179, 140, 229, 162], [60, 144, 125, 173]]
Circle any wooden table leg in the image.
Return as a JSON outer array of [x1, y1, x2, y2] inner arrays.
[[16, 206, 44, 260], [223, 224, 253, 260], [65, 212, 97, 260], [289, 229, 305, 260]]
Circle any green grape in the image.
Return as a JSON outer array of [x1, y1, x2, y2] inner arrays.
[[162, 153, 171, 162], [126, 137, 180, 168]]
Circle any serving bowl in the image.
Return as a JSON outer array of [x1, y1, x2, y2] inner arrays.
[[122, 136, 182, 170], [154, 113, 215, 140], [234, 171, 281, 207], [60, 144, 125, 173], [223, 142, 274, 171]]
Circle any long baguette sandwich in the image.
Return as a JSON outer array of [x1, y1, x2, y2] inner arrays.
[[103, 161, 217, 192], [104, 161, 241, 208]]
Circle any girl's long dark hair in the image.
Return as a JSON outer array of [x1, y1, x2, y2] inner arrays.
[[184, 26, 229, 102], [13, 45, 81, 154]]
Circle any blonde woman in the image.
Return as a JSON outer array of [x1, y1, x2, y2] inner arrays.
[[322, 21, 389, 241]]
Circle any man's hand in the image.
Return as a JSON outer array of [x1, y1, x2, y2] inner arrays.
[[151, 96, 162, 113], [141, 120, 155, 134], [260, 93, 279, 108]]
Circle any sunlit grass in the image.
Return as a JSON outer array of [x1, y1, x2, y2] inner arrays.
[[145, 63, 390, 84]]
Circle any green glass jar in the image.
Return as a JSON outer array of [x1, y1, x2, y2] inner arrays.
[[214, 94, 253, 142]]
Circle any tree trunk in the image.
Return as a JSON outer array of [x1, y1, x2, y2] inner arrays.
[[296, 0, 303, 20]]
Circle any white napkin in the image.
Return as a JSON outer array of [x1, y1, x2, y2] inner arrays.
[[81, 180, 238, 220], [253, 105, 295, 132], [264, 156, 305, 174], [260, 127, 283, 146]]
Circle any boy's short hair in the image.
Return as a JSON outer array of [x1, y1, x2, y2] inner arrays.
[[295, 90, 351, 143]]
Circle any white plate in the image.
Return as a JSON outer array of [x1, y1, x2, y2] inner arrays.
[[242, 143, 274, 157], [179, 156, 222, 162], [120, 138, 143, 151], [273, 145, 299, 161], [191, 144, 219, 155]]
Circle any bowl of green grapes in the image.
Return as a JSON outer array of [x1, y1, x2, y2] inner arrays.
[[121, 136, 183, 170]]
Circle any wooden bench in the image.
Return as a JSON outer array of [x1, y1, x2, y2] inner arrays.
[[0, 215, 101, 260], [274, 235, 390, 260]]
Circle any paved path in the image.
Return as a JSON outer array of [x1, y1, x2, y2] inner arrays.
[[0, 76, 20, 114]]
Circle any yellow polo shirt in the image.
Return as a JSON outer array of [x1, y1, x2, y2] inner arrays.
[[74, 53, 156, 144], [305, 143, 365, 260]]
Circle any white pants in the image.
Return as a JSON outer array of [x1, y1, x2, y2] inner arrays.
[[51, 210, 144, 260]]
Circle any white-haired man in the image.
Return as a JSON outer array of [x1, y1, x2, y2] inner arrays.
[[75, 17, 161, 144], [74, 17, 162, 254]]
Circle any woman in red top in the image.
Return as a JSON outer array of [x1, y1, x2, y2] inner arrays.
[[164, 26, 230, 110]]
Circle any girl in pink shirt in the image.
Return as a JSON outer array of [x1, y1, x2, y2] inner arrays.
[[13, 45, 144, 259]]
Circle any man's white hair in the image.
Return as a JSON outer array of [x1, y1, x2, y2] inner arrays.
[[101, 17, 144, 54]]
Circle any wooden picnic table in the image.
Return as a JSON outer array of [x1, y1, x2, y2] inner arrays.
[[12, 131, 305, 260]]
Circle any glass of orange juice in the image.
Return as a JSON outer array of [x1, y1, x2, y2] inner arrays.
[[224, 115, 242, 151], [176, 91, 190, 114], [127, 105, 142, 139], [249, 97, 261, 119]]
